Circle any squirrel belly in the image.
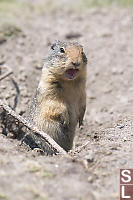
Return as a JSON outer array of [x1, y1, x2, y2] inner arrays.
[[28, 40, 87, 152]]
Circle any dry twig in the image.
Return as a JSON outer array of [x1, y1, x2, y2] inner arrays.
[[0, 100, 67, 155], [75, 141, 90, 153], [0, 65, 13, 81]]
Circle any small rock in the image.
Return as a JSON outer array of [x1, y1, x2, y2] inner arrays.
[[0, 60, 5, 65], [88, 176, 93, 183], [84, 151, 94, 163], [101, 32, 112, 38], [0, 85, 7, 90], [112, 67, 124, 74], [32, 148, 44, 156], [111, 192, 119, 198], [120, 159, 127, 165], [7, 133, 16, 139], [65, 32, 82, 39], [117, 123, 125, 129], [123, 137, 127, 142], [110, 145, 118, 150], [35, 64, 42, 70], [18, 75, 26, 82], [18, 39, 25, 46], [106, 151, 112, 155], [0, 33, 7, 44]]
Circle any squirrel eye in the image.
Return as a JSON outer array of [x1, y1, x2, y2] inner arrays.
[[60, 47, 65, 53]]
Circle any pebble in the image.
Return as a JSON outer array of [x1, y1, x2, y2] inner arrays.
[[32, 148, 44, 156], [19, 66, 27, 73], [117, 123, 125, 129], [7, 133, 16, 139], [65, 32, 82, 39], [0, 85, 7, 90], [106, 151, 112, 155], [120, 159, 127, 165], [0, 60, 5, 65], [123, 137, 127, 142], [84, 151, 94, 163], [35, 64, 42, 70], [110, 145, 118, 150], [88, 176, 93, 183], [18, 75, 26, 82]]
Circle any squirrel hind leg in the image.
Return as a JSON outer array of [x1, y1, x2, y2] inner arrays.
[[43, 121, 73, 152], [53, 129, 74, 152]]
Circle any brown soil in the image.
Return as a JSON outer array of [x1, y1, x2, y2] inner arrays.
[[0, 2, 133, 200]]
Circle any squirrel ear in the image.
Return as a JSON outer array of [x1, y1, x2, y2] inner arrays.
[[51, 40, 60, 50], [51, 43, 56, 50]]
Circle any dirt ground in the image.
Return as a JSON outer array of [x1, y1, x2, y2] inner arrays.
[[0, 1, 133, 200]]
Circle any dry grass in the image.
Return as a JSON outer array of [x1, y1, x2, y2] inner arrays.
[[0, 0, 133, 21], [81, 0, 133, 7]]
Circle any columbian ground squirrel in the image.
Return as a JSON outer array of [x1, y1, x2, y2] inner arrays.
[[28, 40, 87, 152]]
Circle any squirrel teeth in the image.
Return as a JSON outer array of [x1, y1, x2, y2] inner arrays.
[[65, 68, 79, 80]]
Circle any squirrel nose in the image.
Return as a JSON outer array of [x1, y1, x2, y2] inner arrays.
[[72, 61, 80, 67]]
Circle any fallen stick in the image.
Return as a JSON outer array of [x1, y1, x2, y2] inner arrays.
[[0, 65, 13, 81], [0, 100, 67, 155], [75, 141, 90, 153]]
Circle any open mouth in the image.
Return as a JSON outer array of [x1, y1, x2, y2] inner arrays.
[[65, 68, 79, 80]]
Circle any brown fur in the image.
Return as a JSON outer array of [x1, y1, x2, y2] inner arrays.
[[28, 41, 87, 151]]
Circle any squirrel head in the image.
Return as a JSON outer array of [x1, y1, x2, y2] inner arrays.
[[43, 40, 87, 81]]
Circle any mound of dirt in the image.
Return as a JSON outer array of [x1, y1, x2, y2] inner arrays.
[[0, 4, 133, 200]]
